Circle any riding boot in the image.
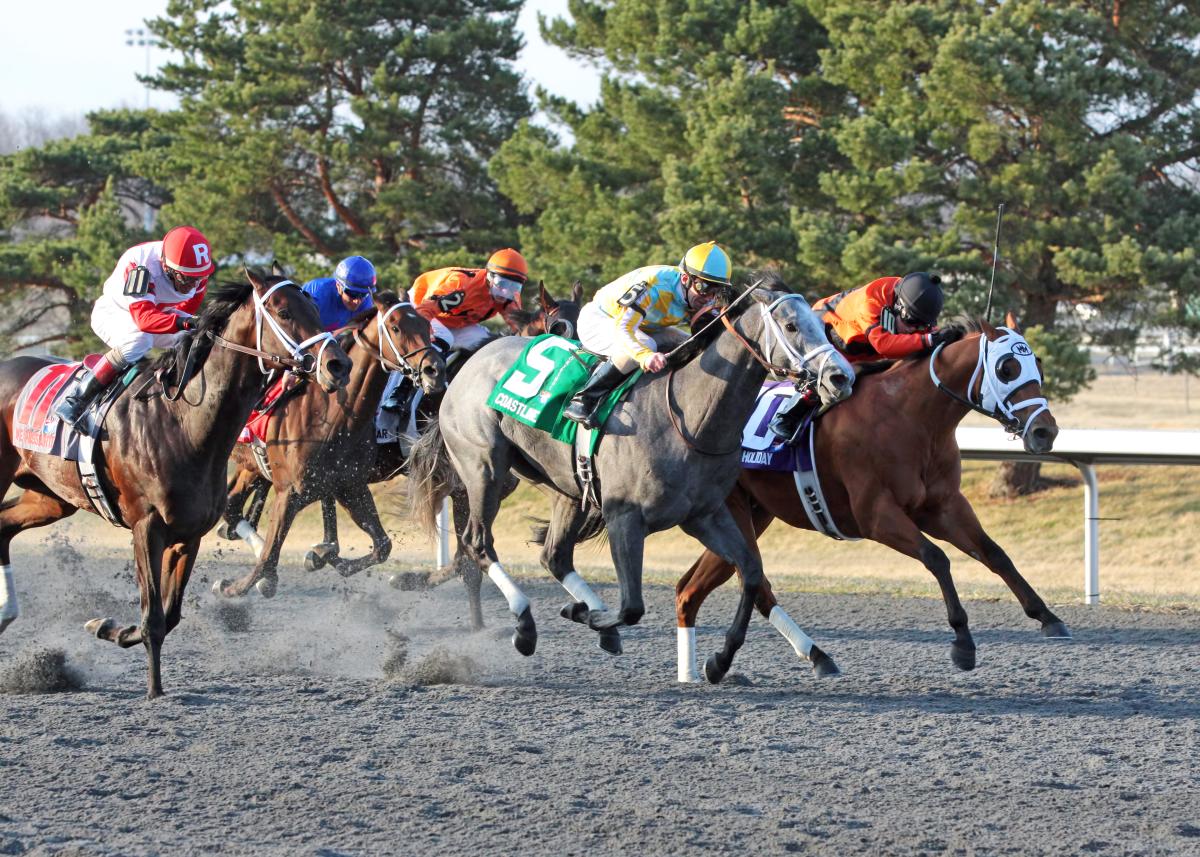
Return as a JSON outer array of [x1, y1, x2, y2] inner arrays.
[[769, 387, 819, 443], [381, 376, 414, 419], [52, 370, 108, 427], [562, 360, 630, 429]]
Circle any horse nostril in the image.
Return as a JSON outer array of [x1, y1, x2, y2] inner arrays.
[[829, 373, 849, 389], [329, 358, 350, 379]]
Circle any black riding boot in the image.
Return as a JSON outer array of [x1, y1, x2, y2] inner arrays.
[[562, 360, 630, 429], [769, 388, 819, 443], [52, 370, 107, 427]]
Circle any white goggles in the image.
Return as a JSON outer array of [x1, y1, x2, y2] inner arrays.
[[488, 273, 523, 302]]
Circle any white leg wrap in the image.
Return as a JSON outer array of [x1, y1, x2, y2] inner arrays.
[[235, 519, 266, 559], [561, 571, 606, 611], [677, 626, 702, 683], [769, 605, 814, 660], [0, 564, 18, 625], [487, 562, 530, 617]]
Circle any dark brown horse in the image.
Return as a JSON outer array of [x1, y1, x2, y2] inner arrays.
[[674, 314, 1068, 682], [0, 271, 350, 696], [225, 281, 584, 586], [213, 292, 446, 599]]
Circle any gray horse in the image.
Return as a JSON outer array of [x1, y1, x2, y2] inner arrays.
[[409, 277, 854, 683]]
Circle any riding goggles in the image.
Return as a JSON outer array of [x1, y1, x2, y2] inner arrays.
[[166, 269, 209, 294], [488, 272, 523, 302]]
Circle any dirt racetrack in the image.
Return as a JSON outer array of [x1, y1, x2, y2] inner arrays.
[[1, 525, 1198, 856]]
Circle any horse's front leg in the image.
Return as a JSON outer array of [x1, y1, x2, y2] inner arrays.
[[328, 483, 392, 577], [214, 488, 305, 599], [217, 466, 258, 541], [541, 494, 621, 655], [924, 493, 1070, 639], [162, 536, 201, 635], [589, 503, 645, 631], [130, 515, 169, 698], [304, 494, 341, 572], [678, 505, 764, 684]]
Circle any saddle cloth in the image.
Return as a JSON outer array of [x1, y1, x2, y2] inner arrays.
[[237, 374, 294, 444], [486, 334, 640, 453], [12, 355, 107, 459]]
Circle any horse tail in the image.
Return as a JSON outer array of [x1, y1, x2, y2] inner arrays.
[[526, 506, 609, 547], [406, 415, 458, 538]]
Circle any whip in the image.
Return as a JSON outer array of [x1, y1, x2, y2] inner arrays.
[[984, 202, 1005, 323]]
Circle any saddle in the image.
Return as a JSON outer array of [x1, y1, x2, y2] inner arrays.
[[237, 373, 306, 478], [12, 355, 142, 527]]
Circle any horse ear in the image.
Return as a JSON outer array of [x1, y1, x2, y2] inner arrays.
[[1004, 310, 1021, 332], [571, 281, 583, 303], [271, 260, 286, 278], [244, 265, 264, 290], [538, 280, 555, 310]]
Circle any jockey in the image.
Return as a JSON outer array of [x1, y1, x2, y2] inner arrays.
[[301, 255, 377, 331], [379, 248, 528, 415], [562, 241, 732, 429], [53, 226, 215, 426], [770, 271, 962, 439]]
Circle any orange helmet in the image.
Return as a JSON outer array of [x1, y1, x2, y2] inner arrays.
[[161, 226, 215, 277], [486, 248, 528, 284]]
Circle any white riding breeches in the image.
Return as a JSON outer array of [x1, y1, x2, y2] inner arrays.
[[576, 303, 687, 372], [91, 302, 186, 364], [441, 322, 490, 352]]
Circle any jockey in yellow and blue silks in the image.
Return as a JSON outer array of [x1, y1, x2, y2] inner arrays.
[[562, 242, 733, 429]]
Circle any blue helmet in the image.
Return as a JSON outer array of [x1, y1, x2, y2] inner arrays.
[[334, 256, 377, 295]]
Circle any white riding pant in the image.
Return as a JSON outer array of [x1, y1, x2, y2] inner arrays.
[[440, 321, 490, 352], [576, 303, 687, 373], [92, 302, 186, 364]]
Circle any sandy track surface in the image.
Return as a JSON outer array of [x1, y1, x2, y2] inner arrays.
[[0, 530, 1197, 856]]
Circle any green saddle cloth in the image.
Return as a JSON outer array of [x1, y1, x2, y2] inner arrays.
[[486, 334, 641, 452]]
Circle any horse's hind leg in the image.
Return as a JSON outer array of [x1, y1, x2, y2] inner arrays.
[[327, 483, 392, 577], [540, 495, 621, 655], [451, 489, 485, 631], [924, 493, 1070, 639], [305, 494, 341, 572], [0, 486, 76, 634], [678, 503, 766, 685]]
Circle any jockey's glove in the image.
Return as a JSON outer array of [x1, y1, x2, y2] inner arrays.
[[177, 316, 196, 332], [926, 327, 964, 349]]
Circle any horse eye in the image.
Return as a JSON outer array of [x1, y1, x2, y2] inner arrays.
[[998, 357, 1019, 381], [785, 322, 798, 333], [278, 309, 292, 321]]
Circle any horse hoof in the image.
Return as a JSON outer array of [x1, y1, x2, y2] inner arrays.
[[1042, 621, 1072, 639], [951, 643, 977, 671], [216, 522, 235, 541], [255, 578, 277, 599], [586, 609, 622, 631], [85, 617, 114, 638], [703, 654, 728, 685], [512, 629, 537, 656], [211, 579, 226, 596], [560, 602, 589, 624], [304, 551, 325, 572], [810, 646, 841, 677], [598, 628, 622, 656]]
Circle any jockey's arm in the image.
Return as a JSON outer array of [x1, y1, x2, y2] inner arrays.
[[611, 304, 657, 371], [129, 299, 190, 334], [864, 322, 932, 358]]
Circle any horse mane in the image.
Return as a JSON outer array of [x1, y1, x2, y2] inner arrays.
[[504, 306, 537, 329], [348, 291, 403, 329], [147, 281, 254, 380]]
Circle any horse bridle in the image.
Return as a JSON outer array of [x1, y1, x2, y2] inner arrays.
[[353, 299, 440, 379], [208, 280, 338, 381], [545, 304, 576, 340], [928, 327, 1049, 438]]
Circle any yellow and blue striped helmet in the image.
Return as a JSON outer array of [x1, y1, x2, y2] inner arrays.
[[680, 241, 732, 290]]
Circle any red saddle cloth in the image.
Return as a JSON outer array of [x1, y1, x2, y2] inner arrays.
[[11, 355, 106, 457], [238, 376, 290, 444]]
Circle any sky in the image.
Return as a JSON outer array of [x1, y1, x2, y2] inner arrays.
[[0, 0, 601, 119]]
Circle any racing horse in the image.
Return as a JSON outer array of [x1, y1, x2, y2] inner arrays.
[[674, 313, 1068, 681], [213, 292, 446, 599], [282, 281, 582, 579], [0, 271, 350, 697], [409, 274, 855, 683]]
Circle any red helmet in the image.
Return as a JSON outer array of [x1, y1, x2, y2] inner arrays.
[[161, 226, 215, 277]]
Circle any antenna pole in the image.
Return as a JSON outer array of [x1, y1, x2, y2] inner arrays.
[[984, 203, 1005, 322]]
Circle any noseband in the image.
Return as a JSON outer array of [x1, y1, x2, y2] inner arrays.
[[928, 327, 1049, 438]]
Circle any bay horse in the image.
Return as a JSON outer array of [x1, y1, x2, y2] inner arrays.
[[674, 314, 1068, 682], [409, 275, 855, 683], [212, 292, 446, 599], [0, 271, 350, 697], [230, 281, 584, 581]]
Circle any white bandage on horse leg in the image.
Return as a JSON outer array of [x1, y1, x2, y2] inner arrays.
[[677, 626, 701, 683], [487, 562, 530, 617], [561, 570, 606, 611], [0, 564, 18, 627], [235, 520, 266, 559], [769, 605, 814, 660]]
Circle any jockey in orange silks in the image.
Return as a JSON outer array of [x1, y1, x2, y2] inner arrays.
[[54, 226, 216, 425], [771, 271, 961, 438]]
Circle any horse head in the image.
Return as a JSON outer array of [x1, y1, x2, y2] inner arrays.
[[931, 312, 1058, 454], [244, 268, 351, 393], [364, 292, 447, 396], [505, 280, 584, 339], [743, 276, 855, 408]]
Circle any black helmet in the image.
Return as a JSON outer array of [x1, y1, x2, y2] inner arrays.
[[894, 272, 944, 327]]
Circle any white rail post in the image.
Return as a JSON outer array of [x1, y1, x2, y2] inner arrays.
[[436, 496, 451, 570], [1078, 463, 1100, 605]]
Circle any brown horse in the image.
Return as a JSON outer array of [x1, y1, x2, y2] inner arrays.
[[674, 314, 1067, 682], [213, 291, 446, 599], [225, 281, 584, 586], [0, 271, 350, 696]]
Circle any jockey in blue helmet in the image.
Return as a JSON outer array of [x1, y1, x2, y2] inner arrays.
[[301, 255, 378, 331]]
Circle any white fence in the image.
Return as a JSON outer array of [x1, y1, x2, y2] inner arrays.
[[955, 427, 1200, 604]]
